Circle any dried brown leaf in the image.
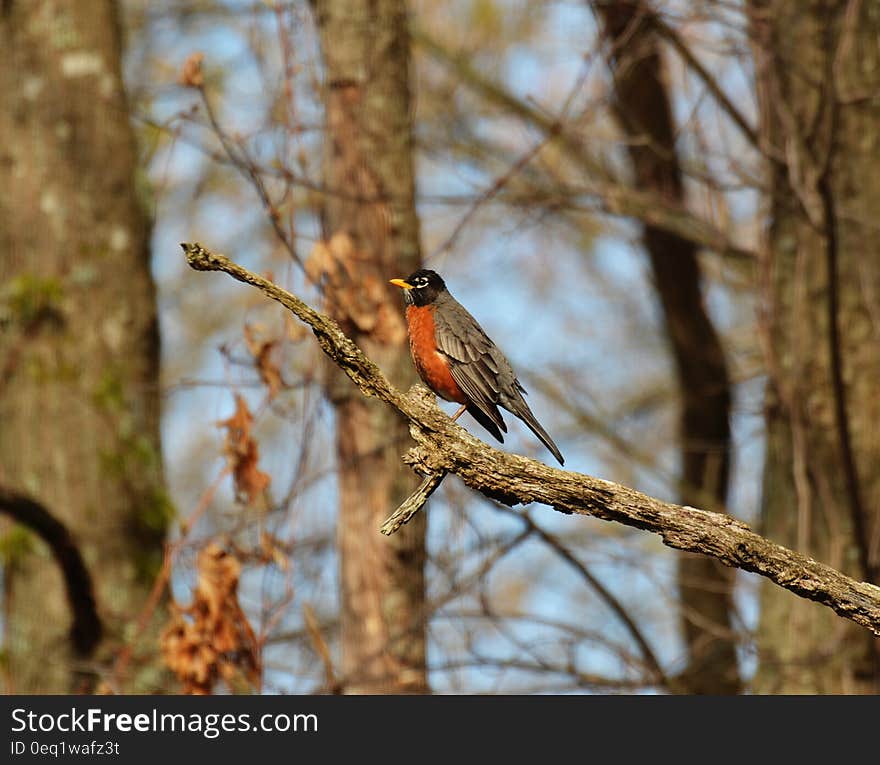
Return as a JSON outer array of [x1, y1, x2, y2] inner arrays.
[[160, 543, 260, 695], [179, 52, 205, 88], [217, 394, 271, 505], [307, 232, 406, 343], [284, 312, 308, 343], [243, 324, 283, 400], [305, 240, 337, 284], [260, 531, 289, 571]]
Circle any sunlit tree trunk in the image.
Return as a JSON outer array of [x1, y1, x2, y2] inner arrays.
[[309, 0, 428, 693], [598, 1, 740, 693], [751, 0, 880, 693], [0, 1, 168, 692]]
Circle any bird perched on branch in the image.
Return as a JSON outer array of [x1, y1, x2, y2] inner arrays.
[[390, 269, 564, 465]]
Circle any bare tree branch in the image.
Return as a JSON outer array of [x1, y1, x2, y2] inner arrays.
[[181, 242, 880, 636], [0, 487, 102, 656], [508, 506, 667, 686]]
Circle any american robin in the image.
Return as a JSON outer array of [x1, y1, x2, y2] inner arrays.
[[390, 269, 564, 465]]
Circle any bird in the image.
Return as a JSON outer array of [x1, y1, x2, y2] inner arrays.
[[390, 269, 564, 465]]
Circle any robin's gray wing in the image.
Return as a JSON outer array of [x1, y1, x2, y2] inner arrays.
[[431, 295, 511, 438], [433, 294, 564, 465]]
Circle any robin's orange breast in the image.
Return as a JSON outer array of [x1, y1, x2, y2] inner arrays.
[[405, 305, 467, 404]]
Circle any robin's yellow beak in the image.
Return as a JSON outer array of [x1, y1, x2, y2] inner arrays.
[[389, 278, 414, 289]]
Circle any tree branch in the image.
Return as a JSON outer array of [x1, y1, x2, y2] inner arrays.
[[0, 487, 102, 656], [181, 242, 880, 635]]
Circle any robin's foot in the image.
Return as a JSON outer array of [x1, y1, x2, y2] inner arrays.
[[451, 404, 467, 422]]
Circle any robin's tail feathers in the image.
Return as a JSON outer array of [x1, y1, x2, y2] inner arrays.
[[464, 396, 564, 465], [508, 399, 564, 466], [466, 403, 505, 443]]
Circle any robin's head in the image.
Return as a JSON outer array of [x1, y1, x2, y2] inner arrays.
[[390, 269, 446, 307]]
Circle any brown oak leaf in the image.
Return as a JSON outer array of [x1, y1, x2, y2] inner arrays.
[[217, 394, 270, 506]]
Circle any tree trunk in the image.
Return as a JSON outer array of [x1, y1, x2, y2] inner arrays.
[[309, 0, 428, 693], [0, 0, 168, 692], [598, 1, 740, 694], [751, 0, 880, 693]]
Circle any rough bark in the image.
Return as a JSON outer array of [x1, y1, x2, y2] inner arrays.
[[182, 243, 880, 639], [308, 0, 427, 693], [597, 1, 740, 694], [0, 1, 168, 692], [751, 0, 880, 692]]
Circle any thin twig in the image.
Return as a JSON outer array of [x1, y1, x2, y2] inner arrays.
[[111, 464, 231, 685], [512, 507, 667, 686], [650, 12, 760, 149], [303, 603, 338, 691], [197, 86, 306, 271], [380, 471, 447, 535]]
